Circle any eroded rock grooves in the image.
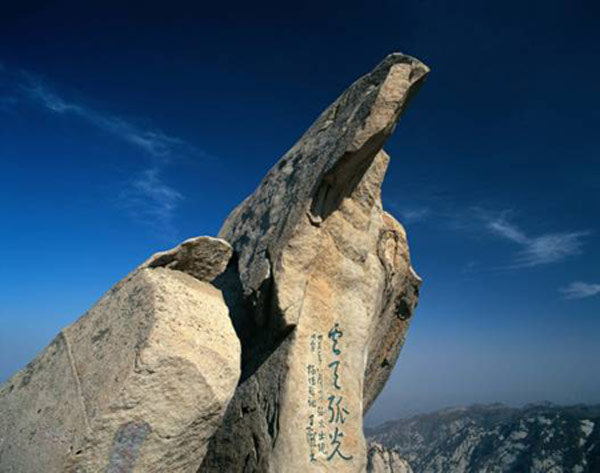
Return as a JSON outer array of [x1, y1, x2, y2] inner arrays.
[[0, 53, 427, 473]]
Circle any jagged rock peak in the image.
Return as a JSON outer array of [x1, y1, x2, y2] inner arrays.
[[367, 442, 414, 473], [219, 52, 428, 325], [200, 52, 427, 473]]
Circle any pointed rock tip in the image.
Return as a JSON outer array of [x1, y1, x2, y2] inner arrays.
[[378, 52, 430, 81]]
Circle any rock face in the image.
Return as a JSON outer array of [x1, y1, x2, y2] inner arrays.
[[200, 53, 426, 472], [0, 237, 240, 473], [367, 442, 413, 473]]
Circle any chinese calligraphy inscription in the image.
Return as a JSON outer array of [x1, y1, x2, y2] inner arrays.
[[305, 323, 353, 464]]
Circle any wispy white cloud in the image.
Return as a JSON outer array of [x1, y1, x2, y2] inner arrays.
[[119, 167, 184, 239], [1, 65, 205, 238], [487, 217, 529, 244], [385, 200, 431, 224], [22, 80, 197, 160], [559, 281, 600, 300], [399, 206, 430, 224], [485, 213, 589, 267]]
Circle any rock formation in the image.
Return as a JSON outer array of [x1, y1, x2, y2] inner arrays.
[[200, 52, 427, 472], [367, 442, 413, 473], [0, 52, 427, 473], [0, 237, 241, 473]]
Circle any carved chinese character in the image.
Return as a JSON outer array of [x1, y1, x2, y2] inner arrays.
[[327, 395, 349, 424], [327, 427, 353, 461], [328, 323, 343, 355], [328, 360, 341, 389]]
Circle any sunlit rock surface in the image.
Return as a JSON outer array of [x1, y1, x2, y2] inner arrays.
[[200, 52, 427, 473], [367, 442, 413, 473], [0, 237, 240, 473]]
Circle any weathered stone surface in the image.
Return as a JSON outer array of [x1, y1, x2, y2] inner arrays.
[[143, 236, 233, 283], [200, 53, 426, 473], [364, 212, 422, 412], [219, 53, 427, 327], [367, 442, 413, 473], [0, 237, 240, 473]]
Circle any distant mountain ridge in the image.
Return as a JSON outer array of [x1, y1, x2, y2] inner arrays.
[[366, 403, 600, 473]]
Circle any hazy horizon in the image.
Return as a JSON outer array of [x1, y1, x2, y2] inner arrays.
[[1, 1, 599, 424], [365, 400, 600, 427]]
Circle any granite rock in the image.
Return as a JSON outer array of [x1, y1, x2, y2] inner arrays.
[[0, 237, 240, 473], [200, 53, 426, 473], [367, 442, 413, 473]]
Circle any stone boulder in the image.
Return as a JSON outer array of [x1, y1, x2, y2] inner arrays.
[[199, 52, 426, 473], [0, 237, 241, 473]]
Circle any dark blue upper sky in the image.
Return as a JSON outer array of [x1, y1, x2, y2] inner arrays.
[[1, 0, 598, 423]]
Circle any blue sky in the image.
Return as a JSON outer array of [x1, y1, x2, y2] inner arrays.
[[1, 1, 598, 423]]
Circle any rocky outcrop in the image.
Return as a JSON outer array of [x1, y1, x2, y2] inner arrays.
[[200, 53, 426, 473], [367, 442, 413, 473], [0, 237, 240, 473], [0, 53, 427, 473]]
